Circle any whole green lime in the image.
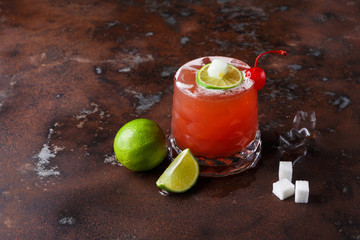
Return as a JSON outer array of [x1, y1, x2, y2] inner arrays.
[[113, 119, 167, 171]]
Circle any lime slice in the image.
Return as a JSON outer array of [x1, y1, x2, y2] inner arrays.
[[156, 148, 199, 193], [196, 63, 243, 89]]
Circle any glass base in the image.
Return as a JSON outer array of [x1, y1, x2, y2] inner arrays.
[[168, 130, 262, 177]]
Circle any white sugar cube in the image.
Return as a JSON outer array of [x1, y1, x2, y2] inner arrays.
[[279, 161, 293, 181], [295, 180, 309, 203], [208, 59, 228, 79], [272, 179, 295, 200]]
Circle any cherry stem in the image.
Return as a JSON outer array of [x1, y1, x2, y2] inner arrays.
[[254, 50, 287, 68]]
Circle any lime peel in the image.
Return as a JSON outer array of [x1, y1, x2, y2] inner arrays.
[[156, 148, 199, 193], [113, 119, 167, 171]]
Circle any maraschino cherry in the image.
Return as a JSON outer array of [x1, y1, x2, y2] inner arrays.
[[245, 50, 287, 90]]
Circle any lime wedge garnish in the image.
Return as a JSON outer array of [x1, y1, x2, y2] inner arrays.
[[156, 148, 199, 193], [196, 63, 243, 89]]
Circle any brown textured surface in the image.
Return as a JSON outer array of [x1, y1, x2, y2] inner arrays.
[[0, 0, 359, 239]]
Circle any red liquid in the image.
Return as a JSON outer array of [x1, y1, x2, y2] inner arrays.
[[171, 57, 258, 158]]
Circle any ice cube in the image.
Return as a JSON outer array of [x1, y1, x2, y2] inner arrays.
[[272, 179, 295, 200], [279, 128, 306, 151], [208, 59, 228, 79], [279, 110, 316, 164], [292, 111, 316, 137], [295, 180, 309, 203], [331, 95, 351, 112], [279, 161, 293, 181]]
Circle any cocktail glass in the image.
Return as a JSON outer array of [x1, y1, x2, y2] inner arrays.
[[169, 56, 261, 177]]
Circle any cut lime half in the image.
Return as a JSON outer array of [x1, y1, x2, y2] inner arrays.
[[156, 148, 199, 193], [196, 63, 243, 89]]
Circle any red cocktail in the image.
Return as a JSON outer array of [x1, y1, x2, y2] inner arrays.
[[170, 56, 261, 176]]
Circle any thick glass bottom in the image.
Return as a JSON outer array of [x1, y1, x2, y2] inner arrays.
[[168, 130, 262, 177]]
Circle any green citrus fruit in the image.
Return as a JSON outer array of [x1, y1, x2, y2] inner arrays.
[[156, 148, 199, 193], [196, 63, 243, 89], [113, 119, 167, 171]]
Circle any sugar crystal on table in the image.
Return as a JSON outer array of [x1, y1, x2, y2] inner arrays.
[[295, 180, 309, 203], [272, 179, 295, 200], [279, 161, 293, 181]]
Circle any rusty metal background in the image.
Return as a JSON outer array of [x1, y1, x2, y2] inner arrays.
[[0, 0, 359, 239]]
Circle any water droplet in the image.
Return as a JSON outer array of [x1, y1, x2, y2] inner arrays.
[[159, 189, 169, 196], [180, 36, 190, 45], [94, 66, 103, 75], [59, 217, 76, 225], [342, 184, 350, 193], [330, 94, 351, 111], [179, 8, 192, 17], [165, 16, 176, 26], [289, 64, 302, 71], [106, 21, 118, 28], [279, 6, 289, 12], [308, 48, 322, 57], [287, 83, 298, 90], [118, 67, 131, 73], [321, 77, 329, 82]]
